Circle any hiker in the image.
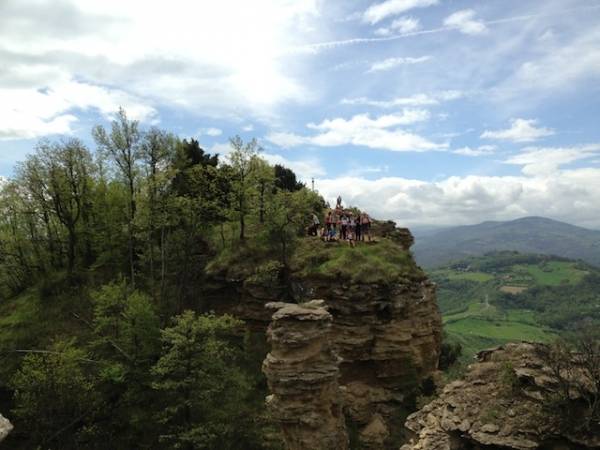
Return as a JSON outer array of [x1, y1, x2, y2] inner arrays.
[[355, 213, 362, 242], [347, 225, 355, 247], [336, 195, 342, 208], [360, 213, 371, 241], [327, 224, 337, 241], [340, 214, 348, 240], [325, 210, 332, 233], [310, 213, 320, 236]]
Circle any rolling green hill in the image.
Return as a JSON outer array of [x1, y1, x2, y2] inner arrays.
[[432, 251, 600, 360], [414, 216, 600, 268]]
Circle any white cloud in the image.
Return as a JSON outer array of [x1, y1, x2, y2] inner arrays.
[[208, 140, 324, 181], [495, 26, 600, 99], [0, 80, 156, 140], [374, 16, 421, 36], [342, 90, 463, 108], [0, 0, 321, 137], [453, 145, 496, 157], [242, 124, 254, 132], [261, 153, 325, 181], [316, 167, 600, 228], [207, 142, 235, 158], [267, 109, 447, 152], [197, 127, 223, 137], [504, 144, 600, 176], [367, 56, 430, 73], [444, 9, 487, 35], [481, 118, 554, 143], [363, 0, 439, 25]]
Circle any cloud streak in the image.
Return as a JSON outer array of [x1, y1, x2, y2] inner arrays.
[[300, 4, 600, 53], [363, 0, 439, 24], [367, 55, 431, 73], [481, 118, 554, 143], [443, 9, 487, 35], [266, 110, 447, 152]]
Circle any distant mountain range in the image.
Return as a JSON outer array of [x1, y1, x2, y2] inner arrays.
[[413, 216, 600, 268]]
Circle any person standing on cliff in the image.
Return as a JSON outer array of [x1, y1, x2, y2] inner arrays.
[[336, 195, 342, 208], [355, 213, 362, 242], [310, 213, 320, 236], [361, 213, 372, 242]]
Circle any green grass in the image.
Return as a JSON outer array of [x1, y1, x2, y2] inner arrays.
[[436, 270, 494, 282], [291, 237, 422, 284], [512, 261, 588, 286], [446, 317, 554, 341], [0, 282, 93, 382], [443, 302, 557, 360]]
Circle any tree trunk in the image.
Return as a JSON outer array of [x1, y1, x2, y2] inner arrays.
[[67, 226, 76, 273]]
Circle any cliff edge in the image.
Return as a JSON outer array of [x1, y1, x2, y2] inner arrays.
[[402, 342, 600, 450], [249, 226, 442, 449], [0, 413, 12, 443]]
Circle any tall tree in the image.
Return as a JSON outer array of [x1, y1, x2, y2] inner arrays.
[[93, 108, 141, 285], [274, 164, 304, 192], [227, 136, 259, 241], [37, 139, 93, 273], [139, 128, 175, 290], [152, 311, 252, 450]]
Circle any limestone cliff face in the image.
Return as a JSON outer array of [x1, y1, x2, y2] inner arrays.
[[206, 226, 442, 448], [295, 274, 441, 448], [262, 300, 348, 450], [0, 413, 12, 443], [402, 342, 600, 450]]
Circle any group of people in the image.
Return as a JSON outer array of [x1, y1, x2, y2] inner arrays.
[[309, 196, 372, 247]]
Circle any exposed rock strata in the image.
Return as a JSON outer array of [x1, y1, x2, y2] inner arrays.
[[210, 227, 442, 449], [300, 274, 442, 448], [0, 413, 12, 443], [262, 300, 348, 450], [401, 342, 600, 450]]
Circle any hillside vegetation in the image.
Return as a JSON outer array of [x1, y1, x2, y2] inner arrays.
[[433, 251, 600, 359], [414, 216, 600, 268], [0, 110, 333, 450]]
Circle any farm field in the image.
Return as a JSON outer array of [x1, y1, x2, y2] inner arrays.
[[431, 252, 600, 360]]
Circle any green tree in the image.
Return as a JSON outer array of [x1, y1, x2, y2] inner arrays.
[[264, 188, 324, 266], [227, 136, 260, 241], [274, 164, 303, 192], [92, 279, 160, 365], [93, 108, 141, 285], [11, 339, 98, 448], [37, 139, 94, 273], [152, 311, 253, 450]]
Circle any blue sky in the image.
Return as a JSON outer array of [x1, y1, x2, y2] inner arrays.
[[2, 0, 600, 227]]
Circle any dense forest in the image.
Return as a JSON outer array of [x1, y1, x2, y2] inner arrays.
[[0, 109, 324, 449]]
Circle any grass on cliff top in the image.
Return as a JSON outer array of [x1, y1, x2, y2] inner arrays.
[[290, 237, 422, 284]]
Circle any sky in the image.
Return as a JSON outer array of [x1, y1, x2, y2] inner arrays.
[[2, 0, 600, 228]]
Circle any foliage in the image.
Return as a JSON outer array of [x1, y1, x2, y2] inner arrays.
[[433, 252, 600, 361], [0, 108, 342, 448], [536, 329, 600, 433], [292, 237, 421, 284], [438, 337, 462, 370], [10, 339, 99, 447], [274, 164, 304, 192], [152, 311, 259, 449]]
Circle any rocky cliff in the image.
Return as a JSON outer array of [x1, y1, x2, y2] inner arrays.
[[208, 226, 442, 449], [262, 300, 348, 450], [401, 342, 600, 450], [0, 413, 12, 443]]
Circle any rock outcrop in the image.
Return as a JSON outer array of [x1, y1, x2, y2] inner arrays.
[[209, 226, 442, 449], [300, 273, 441, 448], [0, 413, 12, 443], [401, 342, 600, 450], [262, 300, 348, 450]]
